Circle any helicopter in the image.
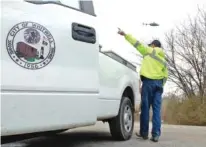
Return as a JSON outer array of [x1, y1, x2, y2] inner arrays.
[[142, 22, 160, 26]]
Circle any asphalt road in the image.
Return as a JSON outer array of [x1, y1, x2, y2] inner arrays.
[[2, 122, 206, 147]]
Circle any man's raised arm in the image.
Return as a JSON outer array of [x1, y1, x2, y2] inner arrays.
[[117, 28, 152, 56]]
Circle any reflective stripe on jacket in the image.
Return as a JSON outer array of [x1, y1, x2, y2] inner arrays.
[[125, 34, 168, 85]]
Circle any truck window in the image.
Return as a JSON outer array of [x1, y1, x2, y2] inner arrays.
[[25, 0, 96, 16]]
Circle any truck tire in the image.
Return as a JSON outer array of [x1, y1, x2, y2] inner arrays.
[[109, 97, 134, 141]]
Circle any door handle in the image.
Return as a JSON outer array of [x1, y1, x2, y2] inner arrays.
[[72, 23, 96, 44]]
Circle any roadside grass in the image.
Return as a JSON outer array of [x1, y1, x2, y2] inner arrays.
[[162, 96, 206, 126], [134, 96, 206, 126]]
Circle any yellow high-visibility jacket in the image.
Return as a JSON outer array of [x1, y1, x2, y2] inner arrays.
[[125, 34, 168, 85]]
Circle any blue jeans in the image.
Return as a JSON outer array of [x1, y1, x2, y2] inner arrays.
[[140, 78, 163, 137]]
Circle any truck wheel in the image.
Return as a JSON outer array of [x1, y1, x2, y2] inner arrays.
[[109, 97, 134, 141]]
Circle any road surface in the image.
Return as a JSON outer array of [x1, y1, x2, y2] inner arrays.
[[2, 122, 206, 147]]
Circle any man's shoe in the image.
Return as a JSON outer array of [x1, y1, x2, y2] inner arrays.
[[135, 132, 148, 140], [150, 136, 159, 142]]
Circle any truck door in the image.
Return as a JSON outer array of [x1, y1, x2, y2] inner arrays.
[[1, 0, 99, 135], [2, 0, 99, 93]]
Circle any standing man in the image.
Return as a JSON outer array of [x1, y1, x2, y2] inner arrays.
[[118, 29, 168, 142]]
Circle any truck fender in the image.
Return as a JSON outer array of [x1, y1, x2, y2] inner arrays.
[[118, 77, 135, 110]]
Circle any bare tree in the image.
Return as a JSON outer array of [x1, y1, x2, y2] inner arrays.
[[165, 8, 206, 101]]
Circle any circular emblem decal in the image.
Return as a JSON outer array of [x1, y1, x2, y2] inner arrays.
[[6, 21, 55, 70]]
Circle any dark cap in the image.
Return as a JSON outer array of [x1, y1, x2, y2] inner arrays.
[[148, 40, 161, 48]]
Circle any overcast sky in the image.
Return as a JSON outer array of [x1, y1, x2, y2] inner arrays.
[[93, 0, 206, 93]]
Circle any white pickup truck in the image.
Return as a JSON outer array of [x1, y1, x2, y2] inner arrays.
[[1, 0, 140, 141]]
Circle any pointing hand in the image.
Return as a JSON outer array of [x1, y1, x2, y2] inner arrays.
[[117, 28, 126, 36]]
